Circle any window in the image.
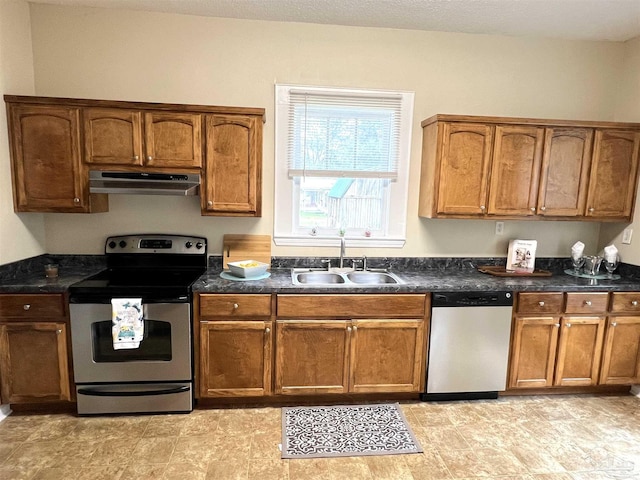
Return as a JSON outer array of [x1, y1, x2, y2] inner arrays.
[[274, 85, 414, 247]]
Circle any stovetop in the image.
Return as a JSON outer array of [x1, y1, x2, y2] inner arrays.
[[69, 234, 207, 303]]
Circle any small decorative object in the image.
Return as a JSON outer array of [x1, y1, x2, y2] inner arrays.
[[603, 244, 620, 278], [364, 227, 371, 237], [310, 226, 318, 236], [338, 226, 345, 237], [506, 239, 537, 273], [571, 255, 585, 274], [44, 263, 59, 278], [583, 255, 603, 276]]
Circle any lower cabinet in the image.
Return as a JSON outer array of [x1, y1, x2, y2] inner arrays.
[[274, 294, 428, 396], [197, 294, 273, 398], [0, 294, 72, 403], [199, 320, 272, 397], [195, 293, 429, 399], [600, 292, 640, 384], [508, 291, 635, 390]]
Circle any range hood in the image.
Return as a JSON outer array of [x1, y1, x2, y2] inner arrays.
[[89, 171, 200, 196]]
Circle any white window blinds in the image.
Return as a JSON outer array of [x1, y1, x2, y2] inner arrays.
[[285, 88, 402, 179]]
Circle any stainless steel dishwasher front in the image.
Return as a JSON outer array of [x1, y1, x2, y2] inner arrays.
[[421, 291, 514, 401]]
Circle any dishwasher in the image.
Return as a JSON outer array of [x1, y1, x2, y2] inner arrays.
[[421, 291, 513, 401]]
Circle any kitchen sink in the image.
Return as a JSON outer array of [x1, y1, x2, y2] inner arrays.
[[346, 271, 400, 284], [294, 272, 346, 284], [291, 269, 403, 286]]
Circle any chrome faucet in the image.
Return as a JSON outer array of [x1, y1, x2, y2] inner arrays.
[[339, 237, 346, 268]]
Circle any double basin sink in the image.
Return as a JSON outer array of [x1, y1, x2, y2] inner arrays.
[[291, 269, 403, 286]]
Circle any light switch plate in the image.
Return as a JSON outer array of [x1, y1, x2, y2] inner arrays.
[[495, 222, 504, 235], [623, 228, 633, 244]]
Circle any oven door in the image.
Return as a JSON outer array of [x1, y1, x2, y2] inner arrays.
[[70, 303, 191, 383]]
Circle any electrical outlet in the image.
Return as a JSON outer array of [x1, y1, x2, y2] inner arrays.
[[622, 228, 633, 245], [495, 222, 504, 235]]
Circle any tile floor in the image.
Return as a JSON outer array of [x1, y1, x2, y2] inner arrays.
[[0, 394, 639, 479]]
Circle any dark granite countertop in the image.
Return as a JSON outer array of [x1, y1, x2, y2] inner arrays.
[[192, 257, 640, 294], [0, 255, 106, 294], [3, 255, 640, 295]]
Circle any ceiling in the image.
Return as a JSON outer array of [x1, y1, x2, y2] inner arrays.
[[29, 0, 640, 42]]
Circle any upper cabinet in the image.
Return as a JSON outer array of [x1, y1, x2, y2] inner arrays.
[[419, 115, 640, 222], [202, 115, 262, 216], [84, 108, 203, 169], [6, 103, 108, 213], [585, 129, 640, 220], [4, 95, 264, 215]]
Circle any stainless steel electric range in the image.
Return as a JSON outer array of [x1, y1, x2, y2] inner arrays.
[[68, 234, 207, 415]]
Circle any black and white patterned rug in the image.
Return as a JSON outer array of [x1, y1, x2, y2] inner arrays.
[[281, 403, 423, 459]]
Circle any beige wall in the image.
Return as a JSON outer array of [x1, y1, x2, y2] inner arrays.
[[0, 0, 45, 266], [19, 5, 634, 257], [600, 36, 640, 264]]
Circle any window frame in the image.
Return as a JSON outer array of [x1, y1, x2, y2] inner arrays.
[[274, 84, 414, 248]]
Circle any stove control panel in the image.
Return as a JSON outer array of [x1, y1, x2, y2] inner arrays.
[[105, 234, 207, 255]]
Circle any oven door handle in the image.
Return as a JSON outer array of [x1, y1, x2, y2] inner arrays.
[[77, 385, 190, 397]]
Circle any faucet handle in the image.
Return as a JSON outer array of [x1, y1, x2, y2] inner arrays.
[[320, 259, 332, 271], [352, 258, 363, 270]]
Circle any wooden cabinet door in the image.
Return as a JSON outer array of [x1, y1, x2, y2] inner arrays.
[[8, 105, 93, 212], [537, 127, 593, 216], [436, 123, 493, 215], [554, 316, 605, 386], [585, 129, 640, 219], [144, 112, 202, 168], [488, 125, 544, 216], [83, 108, 143, 166], [275, 320, 350, 395], [203, 115, 261, 216], [600, 316, 640, 385], [199, 321, 271, 397], [0, 322, 71, 403], [509, 317, 559, 389], [349, 319, 424, 393]]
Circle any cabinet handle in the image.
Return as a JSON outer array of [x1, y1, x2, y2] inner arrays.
[[133, 155, 139, 160], [147, 155, 153, 161], [73, 197, 80, 204], [588, 207, 595, 213], [566, 323, 572, 328], [207, 201, 213, 207], [233, 303, 239, 309], [347, 326, 352, 332], [23, 304, 30, 310], [584, 300, 592, 306], [479, 205, 486, 211], [538, 301, 545, 307], [540, 206, 546, 211], [265, 327, 270, 333], [554, 323, 560, 328], [632, 301, 638, 306], [530, 207, 535, 212], [56, 329, 62, 334], [611, 322, 617, 327], [353, 325, 357, 331]]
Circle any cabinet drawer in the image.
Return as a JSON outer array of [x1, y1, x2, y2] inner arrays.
[[565, 292, 609, 314], [199, 294, 271, 317], [0, 294, 66, 318], [517, 293, 563, 314], [610, 292, 640, 314], [277, 294, 426, 318]]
